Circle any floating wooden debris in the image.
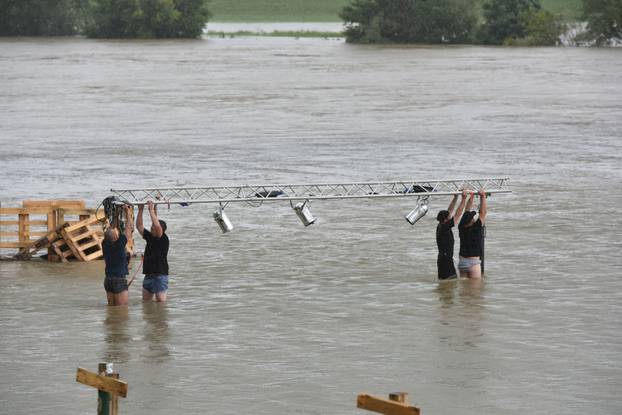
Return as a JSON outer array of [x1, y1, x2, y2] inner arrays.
[[357, 392, 421, 415]]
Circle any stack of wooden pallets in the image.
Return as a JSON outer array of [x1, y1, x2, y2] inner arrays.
[[1, 200, 131, 262]]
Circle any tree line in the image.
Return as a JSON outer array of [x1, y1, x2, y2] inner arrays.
[[340, 0, 622, 45], [0, 0, 620, 45], [0, 0, 210, 38]]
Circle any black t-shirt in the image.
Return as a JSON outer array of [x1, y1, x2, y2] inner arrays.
[[103, 234, 128, 278], [436, 218, 455, 256], [459, 218, 483, 257], [142, 229, 169, 276]]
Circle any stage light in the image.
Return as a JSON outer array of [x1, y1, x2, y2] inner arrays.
[[405, 199, 428, 225], [213, 206, 234, 233], [293, 201, 316, 227]]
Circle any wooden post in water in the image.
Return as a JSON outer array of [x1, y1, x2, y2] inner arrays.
[[98, 363, 112, 415], [76, 363, 127, 415], [18, 213, 29, 246]]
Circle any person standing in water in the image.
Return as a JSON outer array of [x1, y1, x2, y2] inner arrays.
[[136, 200, 170, 302], [102, 205, 134, 306], [458, 189, 487, 279], [436, 190, 468, 280]]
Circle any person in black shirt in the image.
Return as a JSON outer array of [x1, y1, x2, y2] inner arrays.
[[137, 200, 170, 302], [458, 190, 487, 279], [436, 190, 468, 280], [102, 205, 133, 306]]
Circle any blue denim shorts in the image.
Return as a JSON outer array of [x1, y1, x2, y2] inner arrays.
[[143, 275, 169, 294], [458, 257, 481, 271]]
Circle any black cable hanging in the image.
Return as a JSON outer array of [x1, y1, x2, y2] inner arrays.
[[101, 196, 125, 232]]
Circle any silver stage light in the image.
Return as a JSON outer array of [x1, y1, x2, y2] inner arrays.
[[213, 206, 234, 233], [405, 199, 428, 225], [293, 201, 316, 227]]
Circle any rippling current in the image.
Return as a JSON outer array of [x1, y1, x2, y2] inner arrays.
[[0, 36, 621, 415]]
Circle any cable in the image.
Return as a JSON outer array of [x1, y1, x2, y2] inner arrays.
[[101, 196, 126, 232], [127, 254, 144, 288]]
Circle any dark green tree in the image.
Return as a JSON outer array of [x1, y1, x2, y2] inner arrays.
[[523, 9, 564, 45], [504, 9, 564, 45], [583, 0, 622, 45], [0, 0, 84, 36], [170, 0, 211, 38], [137, 0, 180, 37], [480, 0, 541, 44], [83, 0, 143, 38], [83, 0, 210, 38], [339, 0, 479, 44]]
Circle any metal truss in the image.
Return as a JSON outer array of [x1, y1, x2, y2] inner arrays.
[[110, 177, 511, 205]]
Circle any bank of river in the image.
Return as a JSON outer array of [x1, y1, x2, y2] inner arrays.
[[206, 22, 344, 37], [207, 22, 343, 33]]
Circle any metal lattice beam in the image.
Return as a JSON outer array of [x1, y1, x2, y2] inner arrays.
[[110, 178, 511, 205]]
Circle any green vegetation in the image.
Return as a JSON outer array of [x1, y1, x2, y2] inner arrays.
[[480, 0, 541, 44], [206, 0, 581, 22], [208, 0, 350, 22], [340, 0, 479, 44], [339, 0, 567, 44], [0, 0, 84, 36], [583, 0, 622, 44], [84, 0, 211, 38], [478, 0, 564, 45], [504, 9, 565, 45], [0, 0, 210, 38], [1, 0, 617, 45]]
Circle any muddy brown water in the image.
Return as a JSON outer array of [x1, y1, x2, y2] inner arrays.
[[0, 36, 621, 414]]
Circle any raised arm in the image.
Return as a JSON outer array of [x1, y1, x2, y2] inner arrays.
[[136, 204, 145, 236], [148, 200, 163, 238], [478, 189, 487, 224], [447, 194, 458, 216], [123, 205, 134, 241], [454, 190, 468, 222], [109, 211, 119, 231], [464, 192, 475, 212]]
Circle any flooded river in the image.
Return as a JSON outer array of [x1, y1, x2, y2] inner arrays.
[[0, 37, 621, 414]]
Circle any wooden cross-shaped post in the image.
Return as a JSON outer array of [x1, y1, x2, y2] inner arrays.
[[357, 392, 421, 415], [76, 363, 128, 415]]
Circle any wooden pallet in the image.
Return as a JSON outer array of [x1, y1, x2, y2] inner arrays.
[[51, 235, 76, 263], [58, 216, 104, 262], [14, 224, 67, 260]]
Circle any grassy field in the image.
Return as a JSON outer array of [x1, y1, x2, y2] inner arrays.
[[209, 0, 349, 22], [209, 0, 583, 22]]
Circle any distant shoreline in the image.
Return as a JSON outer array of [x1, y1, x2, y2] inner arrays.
[[206, 22, 344, 38], [206, 31, 343, 39]]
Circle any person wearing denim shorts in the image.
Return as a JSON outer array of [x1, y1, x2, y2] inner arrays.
[[136, 200, 170, 302], [458, 190, 487, 279]]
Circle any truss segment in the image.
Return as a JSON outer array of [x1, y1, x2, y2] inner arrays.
[[110, 177, 511, 205]]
